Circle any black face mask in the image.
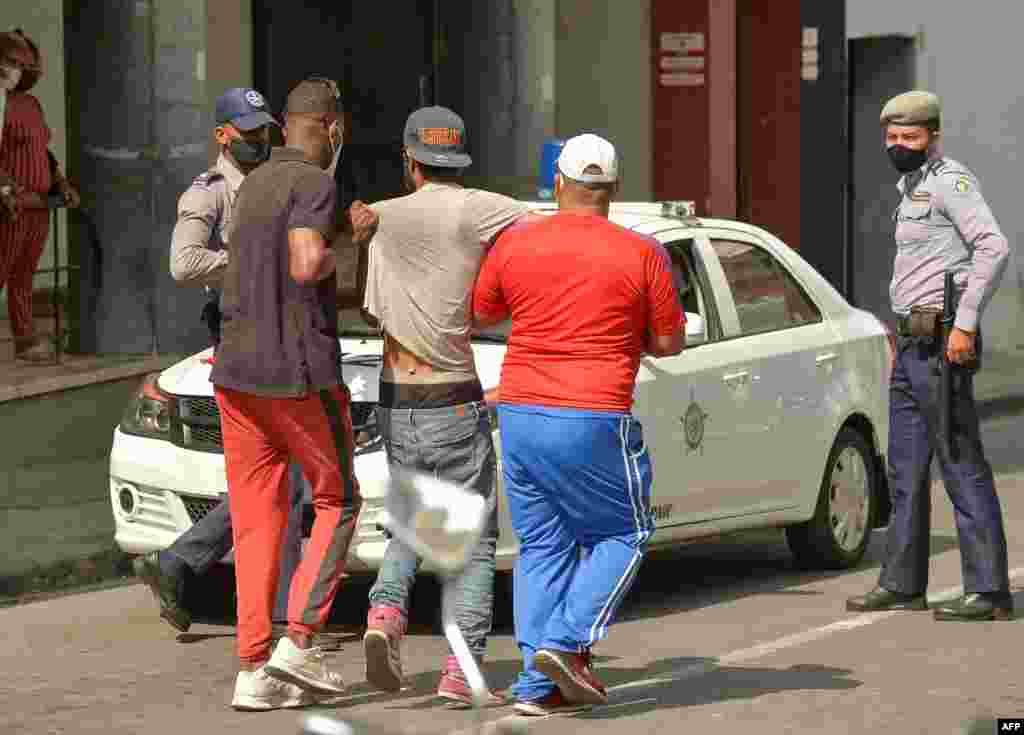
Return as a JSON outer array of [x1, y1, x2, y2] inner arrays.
[[228, 139, 271, 167], [887, 144, 929, 174]]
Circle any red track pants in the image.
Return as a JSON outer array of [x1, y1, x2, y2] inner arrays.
[[0, 210, 49, 340], [215, 384, 362, 665]]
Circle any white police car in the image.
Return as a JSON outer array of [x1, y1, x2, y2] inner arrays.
[[110, 202, 893, 573]]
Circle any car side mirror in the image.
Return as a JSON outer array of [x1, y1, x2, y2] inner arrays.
[[684, 312, 706, 346]]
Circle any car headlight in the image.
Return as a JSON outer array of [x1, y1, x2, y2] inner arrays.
[[120, 372, 172, 440]]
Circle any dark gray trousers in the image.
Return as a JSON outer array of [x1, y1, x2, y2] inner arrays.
[[166, 462, 306, 621]]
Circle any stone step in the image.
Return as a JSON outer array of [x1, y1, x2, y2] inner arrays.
[[0, 314, 67, 363]]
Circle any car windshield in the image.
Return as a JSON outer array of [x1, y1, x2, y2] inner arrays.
[[337, 308, 510, 343]]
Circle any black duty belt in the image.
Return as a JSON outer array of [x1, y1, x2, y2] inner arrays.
[[896, 309, 943, 338]]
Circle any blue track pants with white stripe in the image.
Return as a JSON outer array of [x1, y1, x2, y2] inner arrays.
[[497, 404, 653, 702]]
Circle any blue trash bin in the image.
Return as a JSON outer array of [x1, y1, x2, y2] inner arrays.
[[537, 138, 566, 200]]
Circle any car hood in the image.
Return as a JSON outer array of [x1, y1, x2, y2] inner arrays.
[[155, 338, 507, 400]]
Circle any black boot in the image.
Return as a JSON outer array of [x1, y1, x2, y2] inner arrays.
[[846, 586, 927, 612], [133, 552, 192, 632], [932, 592, 1013, 621]]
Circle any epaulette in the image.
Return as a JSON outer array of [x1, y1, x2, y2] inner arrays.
[[191, 168, 224, 189], [934, 157, 971, 178]]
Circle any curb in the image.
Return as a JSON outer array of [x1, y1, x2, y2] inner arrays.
[[0, 543, 136, 608]]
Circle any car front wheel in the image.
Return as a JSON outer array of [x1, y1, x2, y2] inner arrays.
[[786, 427, 876, 570]]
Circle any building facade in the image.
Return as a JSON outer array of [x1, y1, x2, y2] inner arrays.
[[8, 1, 855, 358], [847, 1, 1024, 354]]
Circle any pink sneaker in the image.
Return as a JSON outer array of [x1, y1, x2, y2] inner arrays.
[[363, 605, 407, 692], [436, 655, 510, 709]]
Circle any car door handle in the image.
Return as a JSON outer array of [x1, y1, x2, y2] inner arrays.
[[722, 370, 750, 386], [815, 352, 839, 366]]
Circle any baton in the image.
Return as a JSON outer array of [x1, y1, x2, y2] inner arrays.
[[938, 271, 956, 459]]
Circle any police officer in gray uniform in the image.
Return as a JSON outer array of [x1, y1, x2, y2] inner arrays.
[[847, 91, 1012, 621], [134, 88, 307, 633]]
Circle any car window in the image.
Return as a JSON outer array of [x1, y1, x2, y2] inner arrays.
[[664, 239, 705, 318], [710, 239, 821, 336]]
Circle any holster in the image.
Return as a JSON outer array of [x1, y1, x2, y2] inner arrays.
[[896, 308, 944, 338], [200, 298, 222, 347]]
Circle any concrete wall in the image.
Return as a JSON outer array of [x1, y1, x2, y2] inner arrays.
[[848, 2, 1024, 353], [205, 0, 254, 166], [555, 0, 653, 200], [0, 2, 68, 313], [447, 0, 557, 199]]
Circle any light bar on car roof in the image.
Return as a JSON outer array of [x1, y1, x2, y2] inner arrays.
[[660, 201, 696, 218], [522, 200, 699, 220]]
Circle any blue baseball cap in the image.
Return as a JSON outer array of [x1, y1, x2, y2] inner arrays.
[[215, 87, 278, 131]]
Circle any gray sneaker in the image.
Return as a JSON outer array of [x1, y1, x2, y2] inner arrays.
[[231, 667, 317, 711], [265, 636, 347, 695], [133, 552, 191, 632]]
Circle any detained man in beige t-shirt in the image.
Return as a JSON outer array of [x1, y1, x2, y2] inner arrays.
[[361, 106, 540, 706]]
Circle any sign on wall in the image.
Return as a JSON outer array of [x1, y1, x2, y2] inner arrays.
[[802, 26, 820, 81], [659, 31, 706, 87]]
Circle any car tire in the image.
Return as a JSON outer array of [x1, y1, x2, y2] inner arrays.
[[785, 427, 877, 570]]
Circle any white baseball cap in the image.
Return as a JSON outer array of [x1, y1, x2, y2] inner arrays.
[[557, 133, 619, 184]]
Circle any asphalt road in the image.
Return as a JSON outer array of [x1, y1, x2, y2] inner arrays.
[[3, 406, 1024, 735]]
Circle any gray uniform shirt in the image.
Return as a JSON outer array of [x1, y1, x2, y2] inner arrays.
[[169, 153, 244, 288], [891, 155, 1010, 332]]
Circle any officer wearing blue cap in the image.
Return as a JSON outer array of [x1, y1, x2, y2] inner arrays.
[[169, 86, 278, 298], [136, 86, 306, 636]]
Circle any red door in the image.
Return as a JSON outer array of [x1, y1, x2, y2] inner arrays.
[[736, 0, 802, 251], [651, 0, 710, 211]]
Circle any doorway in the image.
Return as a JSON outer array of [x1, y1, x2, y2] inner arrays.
[[252, 0, 442, 204], [847, 35, 916, 324]]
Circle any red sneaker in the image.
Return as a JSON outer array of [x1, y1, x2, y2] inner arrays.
[[533, 648, 608, 705], [363, 605, 407, 692], [513, 689, 590, 717], [435, 655, 510, 709]]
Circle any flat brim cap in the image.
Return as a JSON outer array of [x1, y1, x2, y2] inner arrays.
[[404, 106, 472, 169], [880, 90, 941, 127]]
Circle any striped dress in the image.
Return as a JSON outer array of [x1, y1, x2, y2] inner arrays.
[[0, 92, 51, 341]]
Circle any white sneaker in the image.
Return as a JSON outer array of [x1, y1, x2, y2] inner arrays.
[[231, 667, 316, 711], [265, 635, 347, 695]]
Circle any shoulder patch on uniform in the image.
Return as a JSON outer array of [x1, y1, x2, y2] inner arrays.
[[953, 175, 972, 194], [191, 170, 224, 188]]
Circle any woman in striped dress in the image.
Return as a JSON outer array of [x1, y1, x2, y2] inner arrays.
[[0, 30, 79, 362]]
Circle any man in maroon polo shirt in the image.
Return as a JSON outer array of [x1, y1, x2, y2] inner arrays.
[[210, 78, 378, 711]]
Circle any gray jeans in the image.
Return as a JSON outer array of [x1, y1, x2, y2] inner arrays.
[[166, 462, 306, 622], [368, 401, 498, 657]]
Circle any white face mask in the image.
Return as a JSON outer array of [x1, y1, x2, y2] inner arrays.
[[0, 65, 21, 92]]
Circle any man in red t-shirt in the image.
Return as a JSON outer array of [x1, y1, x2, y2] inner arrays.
[[472, 133, 685, 716]]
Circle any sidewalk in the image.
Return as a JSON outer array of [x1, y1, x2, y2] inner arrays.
[[973, 346, 1024, 411]]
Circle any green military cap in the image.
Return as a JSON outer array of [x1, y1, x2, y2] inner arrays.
[[880, 90, 941, 128]]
